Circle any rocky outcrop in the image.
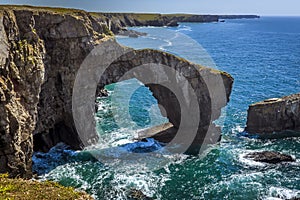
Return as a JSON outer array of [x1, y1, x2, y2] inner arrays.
[[244, 151, 295, 164], [245, 93, 300, 134], [117, 29, 147, 38], [0, 5, 233, 177]]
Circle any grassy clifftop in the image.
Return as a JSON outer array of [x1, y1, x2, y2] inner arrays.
[[0, 5, 85, 14], [0, 174, 93, 200]]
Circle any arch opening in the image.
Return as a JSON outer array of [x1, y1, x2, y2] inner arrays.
[[95, 78, 174, 152]]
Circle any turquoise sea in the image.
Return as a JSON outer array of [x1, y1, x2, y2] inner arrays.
[[33, 17, 300, 199]]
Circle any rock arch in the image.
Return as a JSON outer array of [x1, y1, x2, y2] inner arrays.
[[72, 40, 233, 155]]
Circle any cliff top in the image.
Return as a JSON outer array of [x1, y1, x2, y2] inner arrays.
[[250, 93, 300, 107]]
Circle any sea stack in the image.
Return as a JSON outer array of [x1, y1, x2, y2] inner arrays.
[[245, 93, 300, 134]]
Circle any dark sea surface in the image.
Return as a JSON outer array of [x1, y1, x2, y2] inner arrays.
[[33, 17, 300, 200]]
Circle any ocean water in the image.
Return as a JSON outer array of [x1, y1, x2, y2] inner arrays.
[[33, 17, 300, 199]]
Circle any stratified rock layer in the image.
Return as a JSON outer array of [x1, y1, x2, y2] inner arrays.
[[246, 93, 300, 134]]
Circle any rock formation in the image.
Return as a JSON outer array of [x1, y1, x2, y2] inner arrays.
[[244, 151, 295, 164], [245, 93, 300, 134], [0, 5, 233, 177]]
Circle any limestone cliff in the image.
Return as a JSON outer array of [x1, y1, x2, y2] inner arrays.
[[246, 93, 300, 134]]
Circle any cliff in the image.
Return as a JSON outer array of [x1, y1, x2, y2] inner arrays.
[[218, 15, 260, 19], [245, 93, 300, 134], [90, 13, 259, 34], [0, 5, 109, 177], [90, 13, 219, 33], [0, 5, 233, 178]]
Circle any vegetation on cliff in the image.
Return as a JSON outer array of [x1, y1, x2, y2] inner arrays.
[[0, 174, 93, 199]]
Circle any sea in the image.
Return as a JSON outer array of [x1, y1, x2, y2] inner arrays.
[[32, 17, 300, 200]]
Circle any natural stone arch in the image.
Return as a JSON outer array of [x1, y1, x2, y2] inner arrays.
[[97, 49, 233, 154], [72, 40, 233, 155]]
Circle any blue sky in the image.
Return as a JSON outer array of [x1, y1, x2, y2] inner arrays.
[[1, 0, 300, 16]]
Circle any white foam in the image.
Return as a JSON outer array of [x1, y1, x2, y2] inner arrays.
[[265, 186, 300, 200]]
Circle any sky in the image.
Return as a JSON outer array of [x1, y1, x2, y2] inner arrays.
[[1, 0, 300, 16]]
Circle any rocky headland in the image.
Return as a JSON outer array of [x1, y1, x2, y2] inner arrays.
[[0, 5, 234, 178], [90, 12, 260, 35]]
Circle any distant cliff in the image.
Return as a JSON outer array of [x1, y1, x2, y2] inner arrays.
[[218, 15, 260, 19], [90, 13, 260, 34], [90, 13, 219, 33]]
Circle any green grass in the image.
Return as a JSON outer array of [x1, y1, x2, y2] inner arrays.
[[134, 13, 161, 21], [0, 5, 85, 14], [0, 173, 93, 200], [90, 12, 161, 21]]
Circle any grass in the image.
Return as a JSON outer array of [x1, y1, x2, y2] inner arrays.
[[0, 5, 85, 14], [0, 173, 93, 200], [134, 13, 160, 21]]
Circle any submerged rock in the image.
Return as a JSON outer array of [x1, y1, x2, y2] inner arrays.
[[244, 151, 295, 164], [245, 93, 300, 134]]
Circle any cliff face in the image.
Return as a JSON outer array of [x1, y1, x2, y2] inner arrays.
[[246, 93, 300, 134], [0, 6, 108, 177], [0, 6, 233, 177], [0, 9, 45, 178]]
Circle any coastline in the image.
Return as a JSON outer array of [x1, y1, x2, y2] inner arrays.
[[1, 4, 299, 200]]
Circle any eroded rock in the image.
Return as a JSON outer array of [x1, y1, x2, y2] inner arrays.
[[244, 151, 295, 164]]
